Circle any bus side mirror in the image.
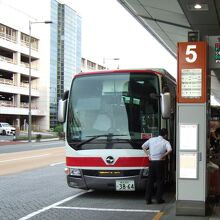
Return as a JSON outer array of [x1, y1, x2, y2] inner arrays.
[[58, 90, 69, 123], [160, 92, 171, 119]]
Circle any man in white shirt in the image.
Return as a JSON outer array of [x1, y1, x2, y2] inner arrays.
[[142, 128, 172, 204]]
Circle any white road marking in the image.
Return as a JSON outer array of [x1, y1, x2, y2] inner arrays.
[[18, 191, 89, 220], [54, 206, 160, 213], [0, 154, 51, 163], [50, 162, 65, 166]]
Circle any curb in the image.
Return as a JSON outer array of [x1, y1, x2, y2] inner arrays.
[[0, 138, 62, 146]]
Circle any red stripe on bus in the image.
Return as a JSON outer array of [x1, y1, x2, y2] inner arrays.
[[66, 157, 149, 167], [75, 69, 161, 78]]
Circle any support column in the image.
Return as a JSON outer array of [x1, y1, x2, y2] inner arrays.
[[14, 72, 20, 87], [13, 94, 20, 108]]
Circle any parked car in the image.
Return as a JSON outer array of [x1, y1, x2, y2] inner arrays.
[[0, 122, 16, 135]]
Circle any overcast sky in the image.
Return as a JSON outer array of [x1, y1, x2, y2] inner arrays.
[[65, 0, 177, 77], [1, 0, 177, 78]]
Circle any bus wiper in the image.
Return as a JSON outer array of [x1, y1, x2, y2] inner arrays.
[[74, 133, 127, 149]]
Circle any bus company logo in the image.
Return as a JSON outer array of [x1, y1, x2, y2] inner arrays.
[[106, 156, 115, 164]]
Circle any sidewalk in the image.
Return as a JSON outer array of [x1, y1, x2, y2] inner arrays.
[[153, 190, 219, 220], [0, 130, 61, 144], [0, 137, 60, 146]]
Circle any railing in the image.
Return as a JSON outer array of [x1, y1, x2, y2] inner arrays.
[[0, 100, 15, 107], [0, 78, 15, 85], [0, 32, 38, 51], [20, 61, 38, 70], [0, 56, 38, 70], [20, 102, 29, 108], [20, 82, 37, 90], [0, 32, 17, 43], [20, 102, 37, 109], [0, 55, 16, 64], [20, 40, 38, 51], [0, 78, 38, 89], [20, 82, 29, 88], [0, 101, 38, 109]]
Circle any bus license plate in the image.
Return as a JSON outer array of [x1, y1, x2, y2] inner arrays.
[[116, 180, 135, 191]]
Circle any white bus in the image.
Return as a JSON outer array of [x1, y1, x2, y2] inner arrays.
[[58, 69, 176, 191]]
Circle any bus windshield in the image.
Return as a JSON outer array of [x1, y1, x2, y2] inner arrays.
[[67, 72, 160, 150]]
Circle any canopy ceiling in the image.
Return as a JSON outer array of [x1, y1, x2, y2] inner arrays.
[[118, 0, 220, 105]]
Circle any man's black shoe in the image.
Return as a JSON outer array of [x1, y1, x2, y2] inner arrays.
[[146, 200, 152, 204], [157, 199, 165, 204]]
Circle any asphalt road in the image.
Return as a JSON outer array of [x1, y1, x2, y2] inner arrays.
[[0, 141, 177, 220], [0, 146, 65, 175], [0, 162, 165, 220], [0, 140, 64, 153], [0, 134, 15, 141], [1, 140, 217, 219]]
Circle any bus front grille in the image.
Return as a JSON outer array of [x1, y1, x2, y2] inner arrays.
[[82, 169, 140, 177]]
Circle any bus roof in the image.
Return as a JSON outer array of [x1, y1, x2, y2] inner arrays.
[[75, 68, 176, 84]]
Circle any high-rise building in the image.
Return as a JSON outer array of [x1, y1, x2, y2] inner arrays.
[[50, 0, 81, 128], [0, 0, 81, 130]]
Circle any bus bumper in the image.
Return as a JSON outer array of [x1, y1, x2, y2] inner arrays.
[[67, 175, 147, 191]]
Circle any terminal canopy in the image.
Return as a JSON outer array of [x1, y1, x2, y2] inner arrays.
[[118, 0, 220, 105]]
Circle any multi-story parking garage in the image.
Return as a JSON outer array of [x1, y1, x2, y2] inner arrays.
[[0, 0, 82, 131], [0, 21, 46, 130]]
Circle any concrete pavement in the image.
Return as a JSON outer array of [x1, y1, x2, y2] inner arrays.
[[0, 137, 219, 219], [0, 146, 65, 175]]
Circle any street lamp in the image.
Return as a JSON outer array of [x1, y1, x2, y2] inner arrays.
[[28, 20, 52, 142]]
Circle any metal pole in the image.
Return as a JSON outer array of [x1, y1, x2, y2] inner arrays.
[[28, 21, 32, 142], [27, 20, 52, 142]]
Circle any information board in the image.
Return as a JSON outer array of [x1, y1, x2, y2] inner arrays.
[[179, 152, 198, 179], [181, 69, 202, 98], [179, 124, 198, 150]]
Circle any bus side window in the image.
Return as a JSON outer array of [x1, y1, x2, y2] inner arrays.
[[162, 77, 169, 93]]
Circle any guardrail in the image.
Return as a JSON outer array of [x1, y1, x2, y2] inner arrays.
[[0, 78, 15, 85], [0, 55, 16, 64], [0, 101, 38, 109], [0, 100, 15, 107], [20, 102, 38, 109], [20, 61, 38, 70], [20, 82, 37, 90], [0, 32, 16, 43], [20, 40, 38, 51]]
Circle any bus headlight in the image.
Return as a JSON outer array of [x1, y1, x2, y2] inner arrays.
[[70, 168, 81, 177], [64, 167, 70, 175], [142, 168, 149, 177]]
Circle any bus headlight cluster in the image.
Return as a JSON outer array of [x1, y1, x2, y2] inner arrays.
[[64, 167, 81, 177], [70, 168, 81, 177], [142, 168, 149, 177]]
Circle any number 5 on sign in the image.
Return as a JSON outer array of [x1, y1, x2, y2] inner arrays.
[[185, 45, 197, 63]]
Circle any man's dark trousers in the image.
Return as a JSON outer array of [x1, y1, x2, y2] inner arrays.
[[145, 160, 165, 202]]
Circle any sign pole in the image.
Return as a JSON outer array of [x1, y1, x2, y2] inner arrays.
[[176, 42, 208, 216]]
